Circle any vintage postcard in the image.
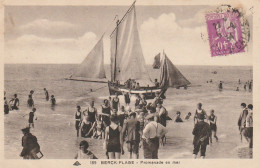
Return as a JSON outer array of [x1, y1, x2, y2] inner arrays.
[[1, 0, 259, 168]]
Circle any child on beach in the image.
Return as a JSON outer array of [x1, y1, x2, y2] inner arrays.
[[27, 95, 34, 108], [74, 140, 98, 159]]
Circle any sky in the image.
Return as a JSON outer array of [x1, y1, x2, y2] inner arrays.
[[4, 5, 253, 65]]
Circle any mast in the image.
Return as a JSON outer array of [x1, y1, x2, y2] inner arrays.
[[110, 1, 136, 37], [113, 20, 120, 82], [111, 1, 136, 82]]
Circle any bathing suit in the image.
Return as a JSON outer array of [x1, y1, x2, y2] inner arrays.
[[107, 126, 121, 153]]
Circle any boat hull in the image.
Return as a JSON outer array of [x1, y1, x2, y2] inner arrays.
[[108, 82, 166, 99]]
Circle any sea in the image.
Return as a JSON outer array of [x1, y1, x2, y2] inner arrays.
[[4, 64, 253, 159]]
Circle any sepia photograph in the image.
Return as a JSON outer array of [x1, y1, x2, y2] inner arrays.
[[2, 0, 258, 166]]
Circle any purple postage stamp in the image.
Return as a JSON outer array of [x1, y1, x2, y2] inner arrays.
[[206, 11, 245, 56]]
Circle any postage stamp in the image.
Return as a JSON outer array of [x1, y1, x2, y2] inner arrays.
[[206, 11, 245, 56]]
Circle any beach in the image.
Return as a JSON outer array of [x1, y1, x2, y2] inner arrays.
[[4, 64, 253, 159]]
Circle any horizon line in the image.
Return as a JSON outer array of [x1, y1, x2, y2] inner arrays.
[[4, 63, 253, 67]]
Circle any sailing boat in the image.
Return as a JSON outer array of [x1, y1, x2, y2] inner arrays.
[[65, 36, 107, 83], [108, 2, 190, 99], [66, 1, 190, 99]]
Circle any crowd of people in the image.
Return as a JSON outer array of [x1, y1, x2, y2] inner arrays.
[[4, 84, 253, 160], [74, 92, 168, 159]]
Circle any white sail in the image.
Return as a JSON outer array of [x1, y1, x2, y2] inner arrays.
[[69, 36, 107, 82], [110, 3, 152, 85]]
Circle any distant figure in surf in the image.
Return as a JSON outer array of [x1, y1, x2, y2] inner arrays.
[[238, 79, 241, 84], [218, 81, 223, 91], [50, 95, 56, 106], [175, 111, 183, 123], [209, 110, 218, 143], [27, 94, 34, 108], [244, 83, 247, 91], [236, 87, 239, 91], [43, 88, 49, 101], [248, 81, 252, 92], [29, 90, 34, 97], [185, 112, 192, 120], [9, 94, 19, 110], [4, 97, 9, 114]]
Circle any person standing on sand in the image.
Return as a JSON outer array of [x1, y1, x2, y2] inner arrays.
[[142, 113, 167, 159], [192, 113, 211, 159], [122, 112, 141, 159], [194, 103, 208, 124], [75, 106, 82, 137], [44, 88, 49, 101], [20, 127, 41, 159], [209, 110, 218, 143], [104, 115, 123, 159], [238, 103, 248, 141], [244, 104, 253, 148]]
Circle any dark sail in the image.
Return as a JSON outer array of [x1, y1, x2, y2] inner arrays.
[[159, 52, 191, 88], [153, 53, 161, 69]]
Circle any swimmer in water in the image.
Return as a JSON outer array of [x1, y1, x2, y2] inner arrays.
[[51, 95, 56, 106], [185, 112, 192, 120], [27, 95, 34, 108]]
